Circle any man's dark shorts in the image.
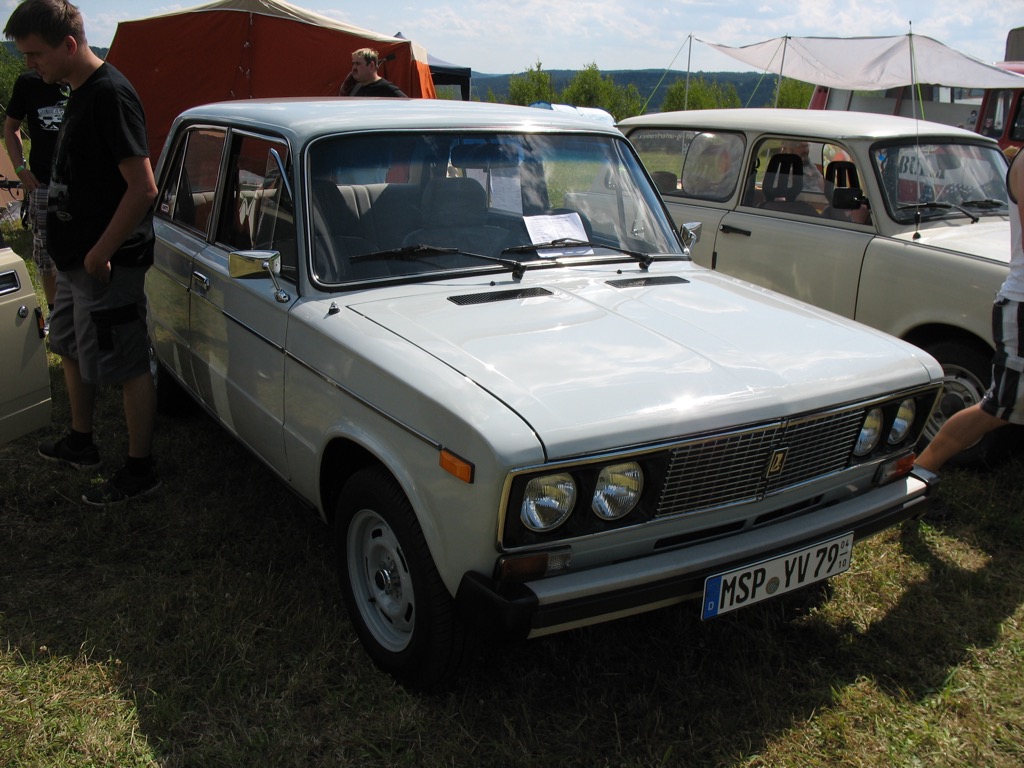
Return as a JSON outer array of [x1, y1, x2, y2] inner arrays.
[[48, 265, 151, 387], [981, 296, 1024, 425]]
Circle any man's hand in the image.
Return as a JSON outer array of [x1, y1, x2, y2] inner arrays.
[[84, 249, 111, 283]]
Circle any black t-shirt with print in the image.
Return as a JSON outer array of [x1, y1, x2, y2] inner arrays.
[[5, 70, 66, 184], [47, 63, 154, 270]]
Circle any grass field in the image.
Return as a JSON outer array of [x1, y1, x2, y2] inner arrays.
[[2, 236, 1024, 767]]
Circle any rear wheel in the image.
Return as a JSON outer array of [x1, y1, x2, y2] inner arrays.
[[335, 465, 470, 689]]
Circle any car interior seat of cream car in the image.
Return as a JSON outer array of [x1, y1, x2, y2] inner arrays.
[[759, 153, 819, 217]]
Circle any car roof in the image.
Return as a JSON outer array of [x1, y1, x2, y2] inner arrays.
[[171, 98, 625, 142], [618, 107, 998, 144]]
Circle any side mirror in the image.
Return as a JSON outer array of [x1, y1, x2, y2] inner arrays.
[[831, 187, 865, 210], [229, 249, 291, 303], [679, 221, 702, 253]]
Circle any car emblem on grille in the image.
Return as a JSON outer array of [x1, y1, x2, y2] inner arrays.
[[766, 448, 788, 478]]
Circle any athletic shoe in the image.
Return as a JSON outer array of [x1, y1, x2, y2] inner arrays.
[[82, 464, 161, 506], [38, 435, 101, 470]]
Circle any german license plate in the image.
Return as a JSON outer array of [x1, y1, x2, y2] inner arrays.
[[701, 532, 853, 620]]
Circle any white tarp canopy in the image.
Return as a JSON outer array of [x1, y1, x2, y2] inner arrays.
[[697, 34, 1024, 91]]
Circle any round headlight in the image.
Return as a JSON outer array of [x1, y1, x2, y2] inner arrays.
[[853, 407, 884, 456], [521, 473, 576, 532], [888, 399, 917, 444], [592, 462, 644, 520]]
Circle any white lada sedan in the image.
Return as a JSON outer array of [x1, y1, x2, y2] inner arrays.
[[148, 99, 943, 688], [619, 109, 1011, 463]]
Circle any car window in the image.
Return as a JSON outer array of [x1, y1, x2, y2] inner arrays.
[[306, 131, 684, 286], [156, 127, 226, 236], [215, 132, 297, 280], [740, 138, 869, 223], [871, 141, 1008, 223], [629, 128, 744, 202]]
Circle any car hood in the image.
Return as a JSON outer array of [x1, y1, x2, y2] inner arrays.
[[892, 217, 1009, 263], [346, 264, 940, 458]]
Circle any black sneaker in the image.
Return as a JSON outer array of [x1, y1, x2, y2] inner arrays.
[[82, 464, 161, 506], [39, 435, 101, 470]]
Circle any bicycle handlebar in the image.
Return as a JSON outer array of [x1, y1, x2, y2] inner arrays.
[[0, 179, 22, 190]]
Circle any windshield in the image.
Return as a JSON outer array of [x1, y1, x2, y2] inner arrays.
[[305, 131, 684, 285], [871, 141, 1009, 223]]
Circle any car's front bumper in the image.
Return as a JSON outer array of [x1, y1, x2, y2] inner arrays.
[[456, 467, 937, 638]]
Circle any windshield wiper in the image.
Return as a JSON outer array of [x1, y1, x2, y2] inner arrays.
[[960, 198, 1006, 210], [502, 238, 661, 270], [351, 243, 528, 279], [898, 201, 979, 224]]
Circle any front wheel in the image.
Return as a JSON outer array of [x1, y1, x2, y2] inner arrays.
[[918, 340, 1008, 467], [335, 465, 470, 689]]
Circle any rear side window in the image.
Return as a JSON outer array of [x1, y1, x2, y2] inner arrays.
[[156, 127, 226, 236], [629, 128, 744, 202]]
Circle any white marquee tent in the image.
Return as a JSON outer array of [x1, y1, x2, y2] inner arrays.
[[697, 34, 1024, 91]]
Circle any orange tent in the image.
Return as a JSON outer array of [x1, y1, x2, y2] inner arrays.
[[106, 0, 436, 157]]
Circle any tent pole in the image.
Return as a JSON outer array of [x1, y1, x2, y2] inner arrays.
[[908, 24, 924, 120], [685, 34, 692, 110], [774, 35, 788, 107]]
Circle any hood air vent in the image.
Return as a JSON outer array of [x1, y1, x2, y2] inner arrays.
[[448, 287, 554, 306], [606, 275, 689, 289]]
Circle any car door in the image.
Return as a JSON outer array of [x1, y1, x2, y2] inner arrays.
[[0, 249, 50, 443], [706, 137, 873, 319], [151, 126, 228, 396], [188, 130, 297, 477]]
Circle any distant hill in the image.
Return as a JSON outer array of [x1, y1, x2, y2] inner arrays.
[[470, 69, 778, 111]]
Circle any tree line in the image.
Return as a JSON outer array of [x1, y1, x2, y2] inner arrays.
[[489, 61, 814, 120]]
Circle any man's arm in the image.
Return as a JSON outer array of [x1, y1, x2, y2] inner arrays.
[[83, 155, 158, 281], [3, 115, 37, 192]]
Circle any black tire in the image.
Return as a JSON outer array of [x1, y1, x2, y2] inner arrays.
[[918, 340, 1011, 467], [335, 465, 470, 689], [150, 352, 193, 417]]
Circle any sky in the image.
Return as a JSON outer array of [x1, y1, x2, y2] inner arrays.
[[7, 0, 1020, 74]]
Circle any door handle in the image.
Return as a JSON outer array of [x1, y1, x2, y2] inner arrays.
[[720, 224, 751, 236], [192, 271, 210, 293]]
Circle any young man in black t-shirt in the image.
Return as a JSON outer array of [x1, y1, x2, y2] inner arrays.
[[5, 0, 160, 506], [4, 69, 66, 312]]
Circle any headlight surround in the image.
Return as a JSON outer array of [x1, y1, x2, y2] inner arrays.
[[853, 406, 884, 456], [887, 398, 917, 444], [521, 473, 577, 532], [592, 462, 644, 520]]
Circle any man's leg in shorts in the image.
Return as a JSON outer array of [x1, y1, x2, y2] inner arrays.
[[918, 297, 1024, 472], [915, 404, 1006, 472]]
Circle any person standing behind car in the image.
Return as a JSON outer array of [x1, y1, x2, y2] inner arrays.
[[4, 0, 160, 506], [916, 146, 1024, 474], [339, 48, 407, 97], [4, 68, 66, 318]]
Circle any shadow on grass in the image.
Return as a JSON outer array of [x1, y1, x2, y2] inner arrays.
[[3, 378, 1023, 767]]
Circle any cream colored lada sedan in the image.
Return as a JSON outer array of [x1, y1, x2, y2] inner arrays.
[[620, 109, 1011, 463], [148, 99, 943, 688]]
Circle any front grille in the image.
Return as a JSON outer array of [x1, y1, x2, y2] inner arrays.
[[656, 408, 866, 517]]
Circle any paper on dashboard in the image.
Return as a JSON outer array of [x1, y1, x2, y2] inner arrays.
[[523, 212, 594, 256]]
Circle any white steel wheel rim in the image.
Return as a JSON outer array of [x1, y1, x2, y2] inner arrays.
[[347, 508, 415, 653]]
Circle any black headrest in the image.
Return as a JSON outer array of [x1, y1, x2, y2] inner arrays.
[[763, 153, 804, 201], [825, 160, 859, 188]]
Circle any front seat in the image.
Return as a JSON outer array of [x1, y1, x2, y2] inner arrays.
[[402, 177, 511, 261], [759, 153, 818, 216]]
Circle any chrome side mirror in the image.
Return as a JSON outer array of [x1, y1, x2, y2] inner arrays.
[[229, 249, 291, 303], [679, 221, 702, 254]]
